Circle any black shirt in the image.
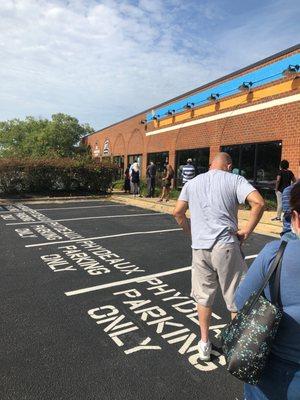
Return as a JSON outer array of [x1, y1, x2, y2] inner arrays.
[[278, 169, 295, 193], [131, 169, 140, 183], [146, 164, 156, 178]]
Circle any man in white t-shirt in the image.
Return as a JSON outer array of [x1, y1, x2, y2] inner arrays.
[[173, 152, 265, 361]]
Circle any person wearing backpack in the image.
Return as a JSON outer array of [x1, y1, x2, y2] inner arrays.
[[235, 182, 300, 399]]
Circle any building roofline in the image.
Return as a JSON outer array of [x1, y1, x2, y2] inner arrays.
[[84, 43, 300, 138]]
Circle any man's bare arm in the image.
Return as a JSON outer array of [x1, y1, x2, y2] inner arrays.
[[237, 190, 265, 242], [275, 175, 280, 191], [173, 200, 191, 235]]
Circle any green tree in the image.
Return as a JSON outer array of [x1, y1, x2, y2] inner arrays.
[[0, 113, 94, 158]]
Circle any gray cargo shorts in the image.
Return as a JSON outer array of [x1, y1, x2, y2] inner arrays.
[[191, 241, 248, 312]]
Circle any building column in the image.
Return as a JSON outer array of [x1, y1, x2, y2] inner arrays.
[[282, 138, 300, 178], [209, 145, 221, 164], [124, 153, 128, 169], [141, 152, 147, 178], [168, 150, 176, 170]]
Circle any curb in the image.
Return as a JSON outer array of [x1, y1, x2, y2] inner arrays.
[[110, 195, 175, 214]]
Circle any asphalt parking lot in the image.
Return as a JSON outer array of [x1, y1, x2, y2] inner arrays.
[[0, 200, 274, 400]]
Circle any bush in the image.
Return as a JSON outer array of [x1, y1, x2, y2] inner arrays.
[[139, 179, 180, 199], [112, 179, 124, 190], [111, 176, 181, 199], [0, 158, 117, 195]]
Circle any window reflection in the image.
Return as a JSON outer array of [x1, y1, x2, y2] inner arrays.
[[147, 152, 169, 173], [175, 148, 210, 187], [128, 154, 143, 169], [221, 141, 282, 189]]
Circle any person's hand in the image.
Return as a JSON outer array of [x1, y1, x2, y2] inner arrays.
[[236, 228, 251, 243]]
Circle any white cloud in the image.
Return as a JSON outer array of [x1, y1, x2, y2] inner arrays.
[[0, 0, 298, 129]]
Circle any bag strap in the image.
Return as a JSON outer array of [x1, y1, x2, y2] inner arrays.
[[272, 256, 284, 307], [245, 240, 287, 314]]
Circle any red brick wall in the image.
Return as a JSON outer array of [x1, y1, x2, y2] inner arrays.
[[86, 97, 300, 177], [85, 48, 300, 178]]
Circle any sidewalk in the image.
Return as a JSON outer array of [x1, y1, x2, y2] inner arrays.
[[110, 193, 282, 238]]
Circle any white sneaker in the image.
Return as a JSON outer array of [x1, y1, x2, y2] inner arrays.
[[198, 341, 212, 361]]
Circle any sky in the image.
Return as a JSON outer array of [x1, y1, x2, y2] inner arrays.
[[0, 0, 299, 130]]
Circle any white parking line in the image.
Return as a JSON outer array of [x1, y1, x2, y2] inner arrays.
[[25, 228, 182, 247], [6, 212, 168, 226], [65, 266, 192, 296], [0, 205, 123, 213], [0, 203, 125, 213], [0, 209, 21, 214], [32, 204, 126, 211], [65, 254, 258, 296]]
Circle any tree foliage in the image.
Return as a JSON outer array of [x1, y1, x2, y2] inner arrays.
[[0, 113, 94, 158]]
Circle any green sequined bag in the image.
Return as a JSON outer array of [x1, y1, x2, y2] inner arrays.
[[221, 241, 287, 385]]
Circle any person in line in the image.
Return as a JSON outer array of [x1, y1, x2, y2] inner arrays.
[[124, 164, 131, 194], [129, 160, 137, 194], [173, 152, 265, 361], [235, 182, 300, 399], [130, 162, 140, 197], [182, 158, 195, 185], [158, 164, 174, 202], [281, 179, 298, 239], [146, 161, 157, 198], [272, 160, 296, 221]]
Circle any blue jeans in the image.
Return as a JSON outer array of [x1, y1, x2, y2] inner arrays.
[[244, 354, 300, 399]]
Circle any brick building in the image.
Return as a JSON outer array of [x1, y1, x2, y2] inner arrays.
[[83, 44, 300, 189]]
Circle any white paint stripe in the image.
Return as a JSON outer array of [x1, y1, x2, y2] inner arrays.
[[7, 212, 167, 226], [65, 253, 258, 296], [0, 208, 22, 214], [25, 228, 182, 248], [0, 204, 125, 213], [31, 205, 125, 212], [146, 93, 300, 136], [65, 266, 192, 296]]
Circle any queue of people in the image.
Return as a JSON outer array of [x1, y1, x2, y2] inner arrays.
[[123, 157, 196, 199], [173, 152, 300, 400]]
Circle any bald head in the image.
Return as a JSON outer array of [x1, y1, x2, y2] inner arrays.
[[210, 152, 232, 172]]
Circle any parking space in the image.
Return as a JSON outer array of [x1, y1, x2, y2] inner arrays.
[[0, 200, 274, 400]]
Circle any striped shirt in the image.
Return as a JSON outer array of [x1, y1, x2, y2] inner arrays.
[[282, 184, 293, 234], [182, 164, 195, 184]]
